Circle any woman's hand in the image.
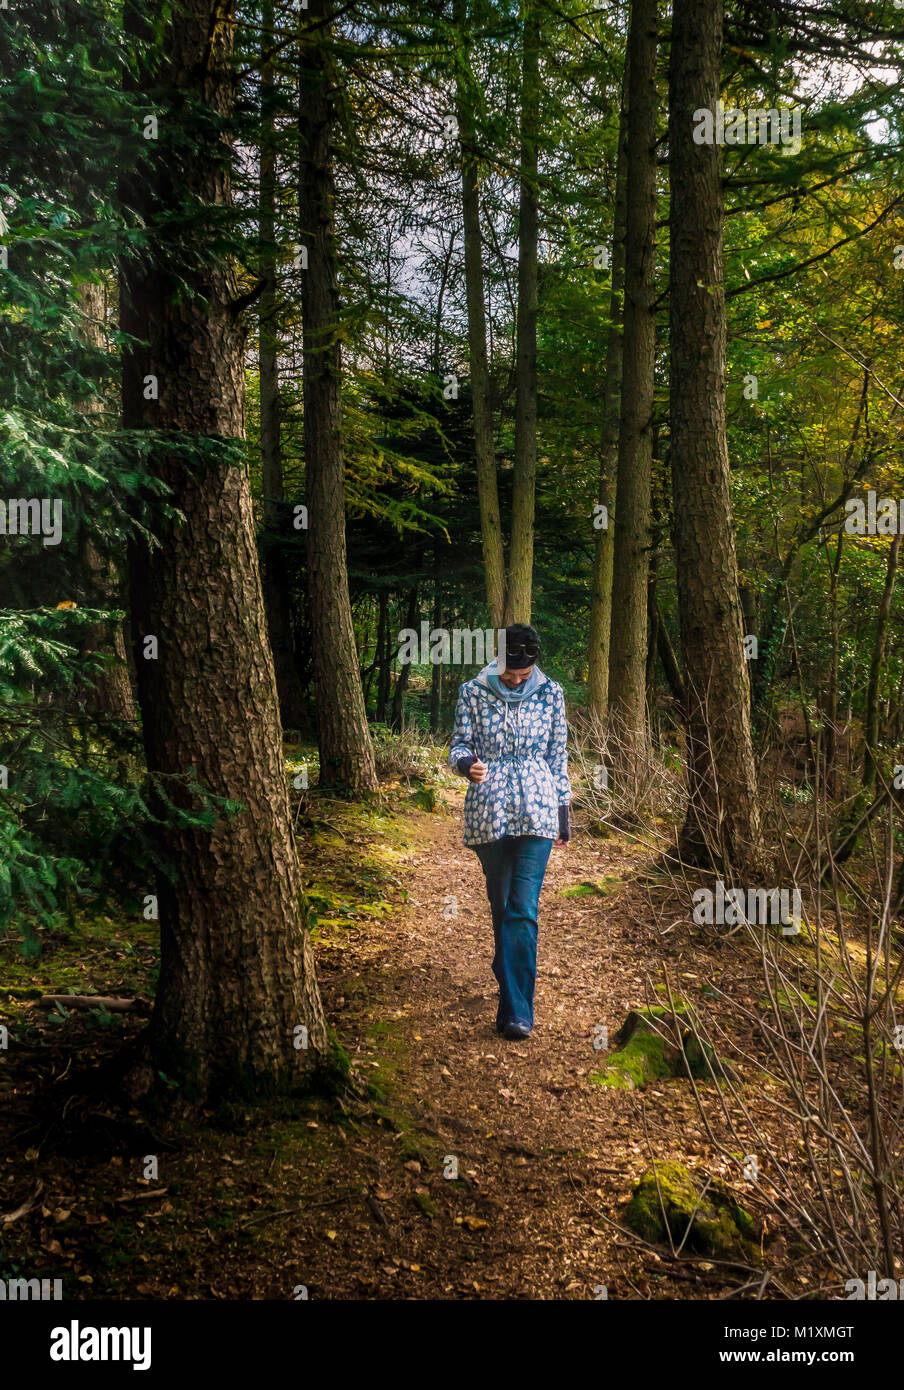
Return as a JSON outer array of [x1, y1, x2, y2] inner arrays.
[[469, 758, 488, 783], [554, 837, 568, 847]]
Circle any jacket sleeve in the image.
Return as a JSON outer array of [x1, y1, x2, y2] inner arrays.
[[449, 686, 477, 778], [545, 685, 572, 806]]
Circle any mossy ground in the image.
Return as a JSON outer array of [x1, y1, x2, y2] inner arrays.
[[624, 1161, 760, 1262], [591, 1025, 672, 1089], [590, 1006, 716, 1090]]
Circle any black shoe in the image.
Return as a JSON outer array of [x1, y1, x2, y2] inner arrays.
[[502, 1021, 532, 1041]]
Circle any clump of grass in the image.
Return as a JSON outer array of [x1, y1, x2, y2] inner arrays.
[[370, 725, 444, 782]]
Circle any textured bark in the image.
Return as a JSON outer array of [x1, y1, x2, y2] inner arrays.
[[259, 0, 306, 732], [121, 0, 328, 1100], [587, 91, 628, 722], [506, 0, 540, 626], [77, 281, 136, 723], [455, 0, 505, 630], [863, 533, 900, 790], [299, 0, 377, 791], [669, 0, 761, 871], [608, 0, 657, 754]]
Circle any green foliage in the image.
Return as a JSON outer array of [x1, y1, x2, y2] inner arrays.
[[0, 0, 253, 946]]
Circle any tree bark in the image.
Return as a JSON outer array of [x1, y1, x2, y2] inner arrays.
[[455, 0, 505, 630], [77, 280, 136, 723], [506, 0, 540, 625], [587, 90, 628, 722], [608, 0, 657, 758], [299, 0, 377, 791], [669, 0, 761, 871], [259, 0, 307, 732], [121, 0, 328, 1101]]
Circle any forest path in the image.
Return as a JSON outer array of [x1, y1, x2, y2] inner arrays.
[[0, 783, 741, 1301], [310, 786, 719, 1298]]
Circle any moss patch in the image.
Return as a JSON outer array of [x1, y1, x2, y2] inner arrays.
[[591, 1026, 672, 1089], [624, 1162, 759, 1261], [561, 876, 622, 899], [590, 1007, 718, 1090]]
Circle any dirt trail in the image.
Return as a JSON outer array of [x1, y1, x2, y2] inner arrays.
[[309, 787, 724, 1299], [0, 785, 737, 1301]]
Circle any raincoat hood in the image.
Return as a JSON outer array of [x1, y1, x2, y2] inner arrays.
[[474, 660, 548, 702]]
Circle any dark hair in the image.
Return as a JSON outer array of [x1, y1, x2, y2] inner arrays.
[[502, 623, 540, 668]]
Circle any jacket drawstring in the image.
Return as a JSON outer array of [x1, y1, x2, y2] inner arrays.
[[502, 699, 526, 821]]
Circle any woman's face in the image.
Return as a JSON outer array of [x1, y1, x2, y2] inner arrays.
[[498, 665, 534, 689]]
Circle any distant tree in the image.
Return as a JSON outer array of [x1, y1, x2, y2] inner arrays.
[[298, 0, 378, 791], [668, 0, 761, 870], [608, 0, 657, 758], [507, 0, 541, 624], [258, 0, 307, 732]]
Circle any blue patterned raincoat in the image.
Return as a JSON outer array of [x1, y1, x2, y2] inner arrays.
[[449, 663, 572, 847]]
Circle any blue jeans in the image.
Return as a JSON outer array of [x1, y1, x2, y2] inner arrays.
[[473, 835, 553, 1032]]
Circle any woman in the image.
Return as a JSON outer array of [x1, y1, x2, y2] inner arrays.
[[449, 624, 572, 1041]]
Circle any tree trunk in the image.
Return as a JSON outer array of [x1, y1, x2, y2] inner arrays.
[[299, 0, 377, 792], [121, 0, 328, 1101], [455, 0, 505, 630], [646, 565, 660, 743], [668, 0, 761, 871], [506, 0, 540, 625], [375, 590, 391, 723], [651, 594, 686, 707], [77, 281, 136, 723], [259, 0, 306, 732], [429, 543, 443, 732], [79, 536, 137, 724], [391, 588, 418, 731], [863, 533, 901, 790], [823, 531, 843, 796], [608, 0, 657, 756], [587, 90, 628, 721]]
